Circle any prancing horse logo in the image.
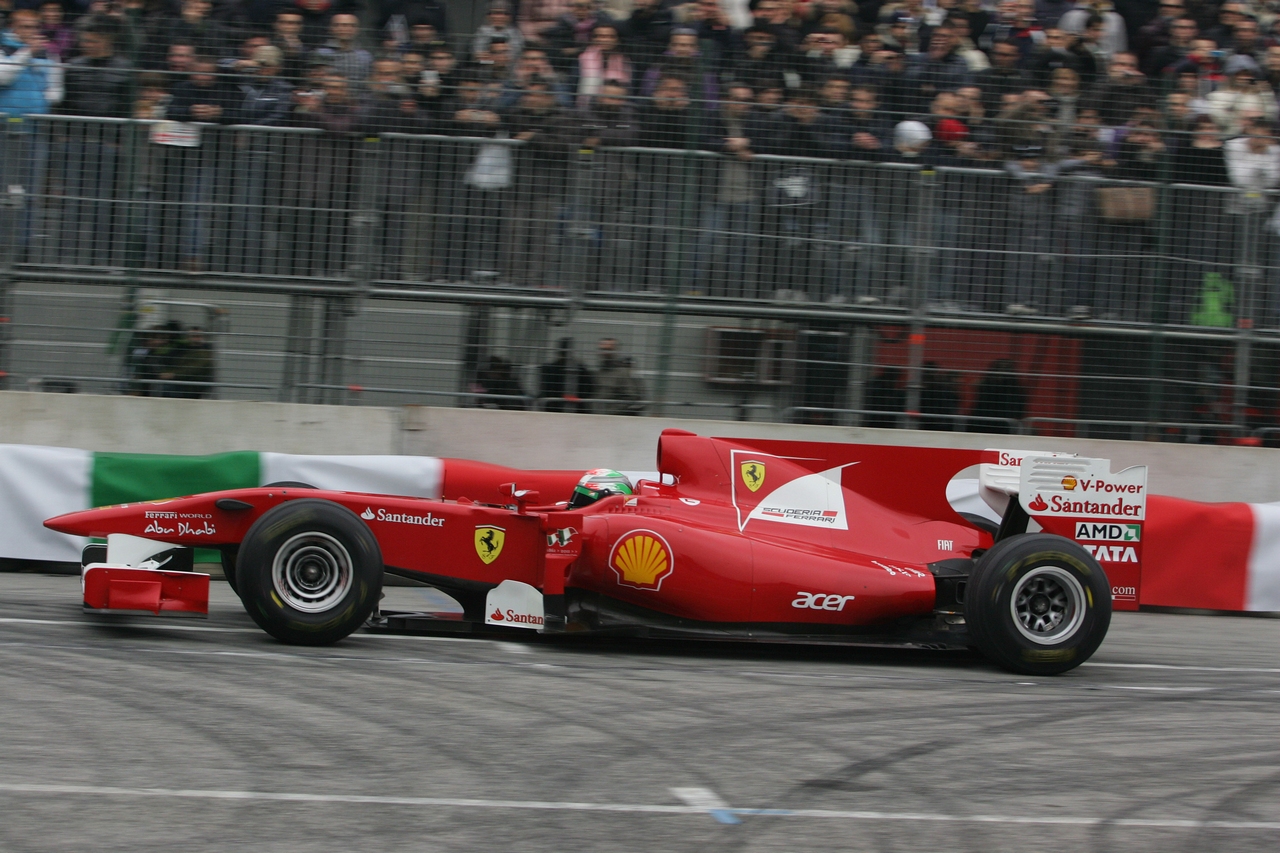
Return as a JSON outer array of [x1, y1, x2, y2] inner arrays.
[[475, 526, 506, 565], [740, 461, 766, 493]]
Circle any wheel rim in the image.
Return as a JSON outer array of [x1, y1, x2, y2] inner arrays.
[[1010, 565, 1087, 645], [271, 531, 353, 613]]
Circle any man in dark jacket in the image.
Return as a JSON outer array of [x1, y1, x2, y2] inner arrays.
[[146, 0, 228, 70], [906, 23, 972, 114], [61, 19, 133, 265], [578, 79, 639, 290], [544, 0, 615, 75], [505, 77, 573, 286], [974, 39, 1031, 116], [168, 56, 237, 270]]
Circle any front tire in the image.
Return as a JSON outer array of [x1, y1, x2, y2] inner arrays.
[[236, 500, 382, 645], [966, 533, 1111, 676]]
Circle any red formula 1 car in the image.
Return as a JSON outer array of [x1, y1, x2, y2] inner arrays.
[[45, 431, 1149, 675]]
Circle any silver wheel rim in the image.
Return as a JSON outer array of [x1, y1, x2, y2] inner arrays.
[[271, 531, 353, 613], [1010, 566, 1086, 645]]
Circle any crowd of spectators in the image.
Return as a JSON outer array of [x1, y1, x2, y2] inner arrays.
[[5, 0, 1280, 316]]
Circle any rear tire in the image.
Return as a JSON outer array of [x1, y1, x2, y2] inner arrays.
[[966, 533, 1111, 676], [237, 500, 382, 645]]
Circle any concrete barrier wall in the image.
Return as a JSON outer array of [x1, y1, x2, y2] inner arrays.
[[2, 390, 1278, 504]]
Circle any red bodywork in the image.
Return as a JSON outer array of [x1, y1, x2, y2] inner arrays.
[[45, 431, 1140, 636]]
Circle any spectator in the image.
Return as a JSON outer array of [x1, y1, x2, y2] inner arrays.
[[473, 1, 524, 61], [863, 366, 905, 428], [1171, 113, 1230, 320], [752, 0, 803, 54], [417, 45, 460, 117], [169, 55, 235, 123], [148, 0, 227, 70], [688, 0, 739, 78], [1225, 118, 1280, 199], [230, 45, 293, 273], [1085, 50, 1149, 127], [400, 18, 442, 57], [133, 71, 169, 118], [642, 27, 718, 104], [379, 0, 448, 38], [576, 22, 630, 107], [475, 34, 515, 82], [285, 0, 332, 48], [445, 74, 506, 279], [1207, 55, 1277, 136], [473, 354, 527, 409], [506, 76, 573, 286], [906, 21, 972, 113], [636, 75, 697, 290], [847, 85, 895, 302], [729, 25, 788, 94], [538, 338, 595, 413], [1027, 27, 1093, 87], [975, 39, 1030, 115], [637, 73, 697, 148], [219, 33, 269, 75], [63, 19, 132, 117], [366, 55, 429, 133], [500, 44, 571, 108], [1133, 0, 1183, 60], [698, 81, 764, 295], [596, 337, 644, 414], [620, 0, 674, 69], [762, 89, 837, 297], [166, 41, 196, 78], [971, 358, 1026, 432], [1144, 16, 1195, 78], [577, 78, 638, 290], [171, 325, 215, 398], [1204, 1, 1246, 51], [545, 0, 614, 76], [921, 361, 962, 429], [37, 1, 71, 62], [293, 71, 367, 132], [1059, 0, 1128, 59], [271, 10, 309, 82], [313, 13, 371, 85], [168, 56, 234, 271], [0, 9, 62, 118], [1004, 143, 1056, 314]]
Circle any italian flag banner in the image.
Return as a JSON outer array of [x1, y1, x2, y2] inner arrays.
[[0, 444, 443, 564]]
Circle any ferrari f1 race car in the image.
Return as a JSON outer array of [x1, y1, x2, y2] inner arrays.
[[45, 431, 1149, 675]]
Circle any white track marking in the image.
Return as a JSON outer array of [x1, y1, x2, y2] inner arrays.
[[1085, 662, 1280, 674], [671, 787, 740, 824], [0, 617, 519, 647], [0, 783, 1277, 831]]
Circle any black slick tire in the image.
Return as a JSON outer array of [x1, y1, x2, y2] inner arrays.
[[965, 533, 1111, 676], [237, 500, 382, 645]]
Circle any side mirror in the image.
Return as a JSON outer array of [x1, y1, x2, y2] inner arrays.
[[499, 483, 541, 513]]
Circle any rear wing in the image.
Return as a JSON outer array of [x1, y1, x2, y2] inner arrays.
[[981, 449, 1147, 611]]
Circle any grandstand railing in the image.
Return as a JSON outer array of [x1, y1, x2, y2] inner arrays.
[[0, 114, 1276, 442]]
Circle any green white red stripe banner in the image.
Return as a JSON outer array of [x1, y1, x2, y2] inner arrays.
[[1, 443, 1278, 614], [0, 444, 442, 563]]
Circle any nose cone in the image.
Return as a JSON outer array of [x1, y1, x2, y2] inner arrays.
[[45, 504, 141, 537]]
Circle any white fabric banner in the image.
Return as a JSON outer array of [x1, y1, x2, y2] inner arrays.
[[1247, 503, 1280, 611], [260, 453, 444, 499], [0, 445, 91, 562]]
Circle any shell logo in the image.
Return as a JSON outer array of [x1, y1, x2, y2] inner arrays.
[[609, 530, 674, 591], [1062, 475, 1078, 491]]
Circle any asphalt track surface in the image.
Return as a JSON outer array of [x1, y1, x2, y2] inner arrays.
[[2, 575, 1280, 852]]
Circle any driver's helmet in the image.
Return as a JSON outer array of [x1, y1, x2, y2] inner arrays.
[[568, 468, 634, 509]]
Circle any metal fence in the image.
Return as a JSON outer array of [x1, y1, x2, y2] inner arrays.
[[1, 113, 1278, 443]]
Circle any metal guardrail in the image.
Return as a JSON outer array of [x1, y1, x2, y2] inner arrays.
[[1, 115, 1277, 441]]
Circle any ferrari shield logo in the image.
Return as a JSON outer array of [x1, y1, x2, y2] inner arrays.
[[740, 460, 766, 493], [475, 526, 505, 565]]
